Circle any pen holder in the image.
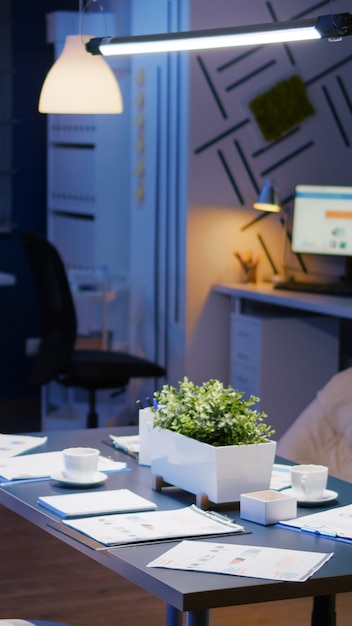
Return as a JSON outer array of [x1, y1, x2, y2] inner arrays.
[[241, 265, 257, 284], [138, 407, 154, 466], [234, 251, 259, 284]]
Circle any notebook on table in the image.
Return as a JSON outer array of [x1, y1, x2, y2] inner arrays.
[[38, 488, 157, 518]]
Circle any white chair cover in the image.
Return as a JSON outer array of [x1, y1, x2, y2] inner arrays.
[[277, 367, 352, 481]]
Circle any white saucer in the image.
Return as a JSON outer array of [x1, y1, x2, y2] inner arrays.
[[51, 470, 107, 487], [285, 488, 338, 506]]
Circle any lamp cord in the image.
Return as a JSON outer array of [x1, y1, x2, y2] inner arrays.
[[79, 0, 107, 41], [79, 0, 83, 36]]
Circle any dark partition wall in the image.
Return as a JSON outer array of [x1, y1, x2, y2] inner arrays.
[[0, 0, 74, 432]]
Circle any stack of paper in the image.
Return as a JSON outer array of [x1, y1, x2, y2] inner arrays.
[[270, 463, 291, 491], [62, 505, 246, 545], [0, 434, 47, 459], [109, 434, 140, 458]]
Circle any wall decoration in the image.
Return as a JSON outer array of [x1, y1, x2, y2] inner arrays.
[[190, 0, 352, 211], [249, 75, 315, 141]]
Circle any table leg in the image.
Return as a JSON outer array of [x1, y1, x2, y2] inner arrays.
[[166, 605, 210, 626], [166, 604, 183, 626], [311, 595, 336, 626], [185, 610, 210, 626]]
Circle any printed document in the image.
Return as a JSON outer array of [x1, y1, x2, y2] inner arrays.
[[278, 504, 352, 541], [0, 434, 47, 459], [63, 505, 246, 546], [147, 540, 333, 582]]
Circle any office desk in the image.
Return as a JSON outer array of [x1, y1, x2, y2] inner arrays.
[[214, 282, 351, 439], [0, 427, 351, 626], [214, 281, 352, 319]]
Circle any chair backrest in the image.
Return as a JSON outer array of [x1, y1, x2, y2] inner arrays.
[[277, 367, 352, 482], [21, 231, 77, 385]]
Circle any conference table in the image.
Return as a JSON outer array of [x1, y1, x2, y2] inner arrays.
[[0, 426, 351, 626]]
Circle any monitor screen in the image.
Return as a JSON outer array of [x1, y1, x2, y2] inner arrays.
[[291, 184, 352, 258]]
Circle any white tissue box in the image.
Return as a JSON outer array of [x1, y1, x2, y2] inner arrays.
[[240, 490, 297, 525]]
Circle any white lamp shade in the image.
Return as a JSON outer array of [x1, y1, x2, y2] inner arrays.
[[39, 35, 123, 114]]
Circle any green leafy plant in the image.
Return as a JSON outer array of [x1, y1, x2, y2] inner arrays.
[[152, 377, 274, 447]]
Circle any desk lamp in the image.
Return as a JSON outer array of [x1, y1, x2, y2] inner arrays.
[[253, 178, 287, 283]]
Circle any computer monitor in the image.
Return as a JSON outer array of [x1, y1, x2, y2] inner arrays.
[[291, 184, 352, 257], [291, 183, 352, 285]]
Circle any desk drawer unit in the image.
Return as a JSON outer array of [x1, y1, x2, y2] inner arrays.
[[231, 366, 260, 399], [230, 312, 339, 439]]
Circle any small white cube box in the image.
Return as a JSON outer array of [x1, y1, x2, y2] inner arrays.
[[240, 490, 297, 525]]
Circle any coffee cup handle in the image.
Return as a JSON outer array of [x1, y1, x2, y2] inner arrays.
[[301, 474, 308, 494]]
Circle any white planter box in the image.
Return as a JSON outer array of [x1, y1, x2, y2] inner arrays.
[[150, 427, 277, 504]]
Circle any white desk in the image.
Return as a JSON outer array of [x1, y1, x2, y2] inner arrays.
[[214, 282, 347, 439], [214, 281, 352, 319]]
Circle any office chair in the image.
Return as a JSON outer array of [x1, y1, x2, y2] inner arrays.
[[21, 231, 166, 428], [277, 367, 352, 482]]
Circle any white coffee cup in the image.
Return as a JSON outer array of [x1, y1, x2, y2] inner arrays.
[[62, 447, 100, 481], [290, 464, 328, 500]]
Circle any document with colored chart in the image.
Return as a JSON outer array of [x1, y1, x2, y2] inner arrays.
[[278, 504, 352, 542], [147, 540, 333, 582], [63, 505, 246, 546]]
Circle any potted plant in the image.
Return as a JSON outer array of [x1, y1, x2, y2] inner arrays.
[[149, 377, 276, 505]]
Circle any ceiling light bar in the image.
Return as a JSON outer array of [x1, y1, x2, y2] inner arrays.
[[86, 13, 352, 56]]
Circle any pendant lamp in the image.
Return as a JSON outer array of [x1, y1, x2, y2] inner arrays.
[[39, 34, 123, 114]]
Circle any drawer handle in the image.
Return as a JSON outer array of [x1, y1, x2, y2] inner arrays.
[[236, 375, 249, 384], [235, 352, 249, 361]]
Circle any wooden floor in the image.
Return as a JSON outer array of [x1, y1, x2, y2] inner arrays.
[[0, 505, 351, 625]]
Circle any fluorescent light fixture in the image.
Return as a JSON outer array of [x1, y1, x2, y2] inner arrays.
[[86, 13, 352, 56]]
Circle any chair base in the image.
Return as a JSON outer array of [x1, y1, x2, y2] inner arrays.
[[87, 389, 98, 428], [0, 621, 74, 626]]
